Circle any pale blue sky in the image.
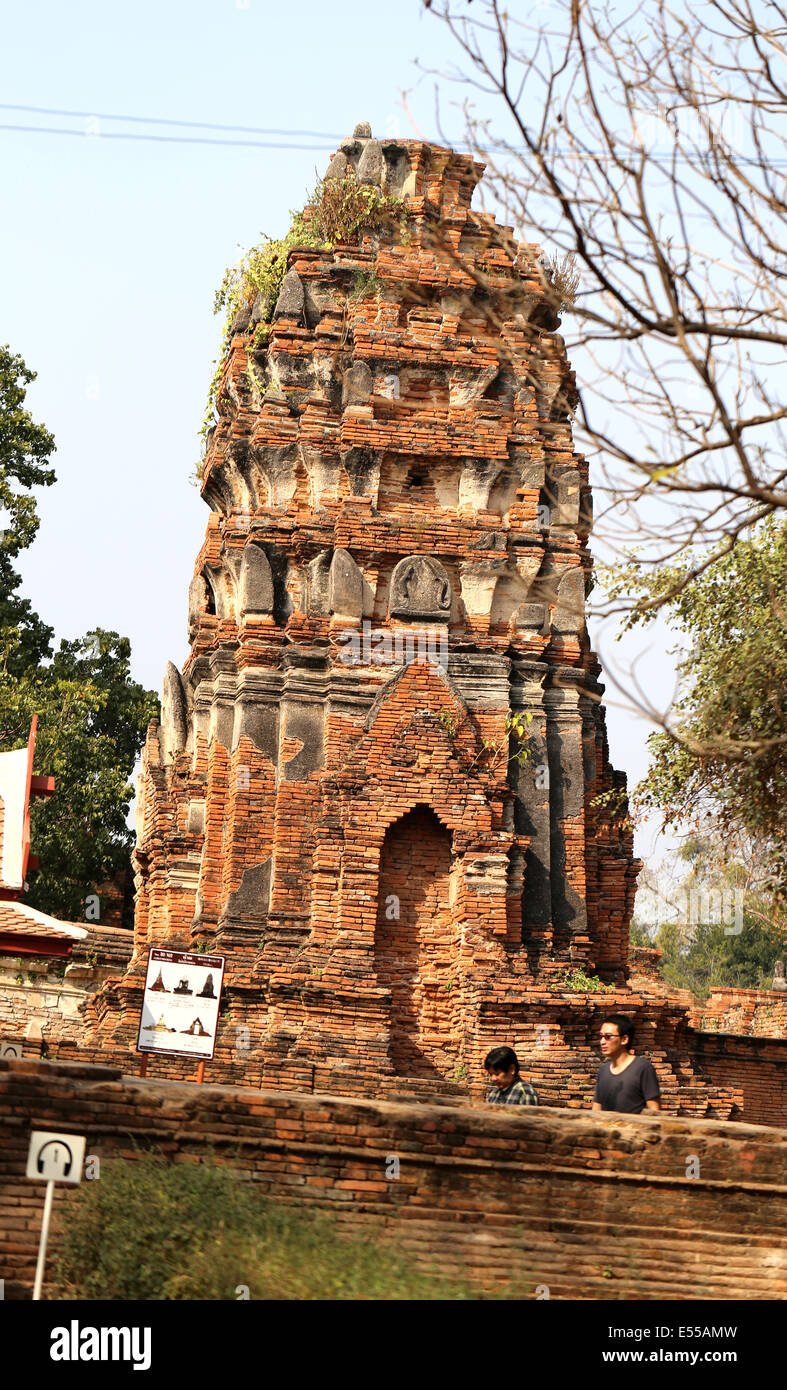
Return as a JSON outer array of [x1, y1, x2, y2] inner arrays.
[[2, 0, 672, 862]]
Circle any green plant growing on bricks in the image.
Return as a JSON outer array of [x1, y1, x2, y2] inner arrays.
[[200, 172, 408, 454], [350, 269, 386, 301], [555, 967, 615, 993], [437, 709, 456, 737], [437, 705, 535, 776], [472, 711, 534, 773]]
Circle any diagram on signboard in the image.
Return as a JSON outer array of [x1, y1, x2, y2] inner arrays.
[[136, 949, 226, 1060], [141, 1015, 179, 1035], [181, 1018, 210, 1036]]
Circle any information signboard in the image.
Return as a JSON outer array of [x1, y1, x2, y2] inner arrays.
[[136, 949, 225, 1061]]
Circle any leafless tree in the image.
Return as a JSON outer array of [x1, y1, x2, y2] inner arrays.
[[423, 0, 787, 617]]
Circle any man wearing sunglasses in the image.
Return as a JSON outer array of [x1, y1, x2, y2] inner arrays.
[[591, 1014, 661, 1114]]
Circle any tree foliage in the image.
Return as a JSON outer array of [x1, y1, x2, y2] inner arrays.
[[625, 518, 787, 870], [0, 631, 158, 922], [650, 917, 781, 997], [0, 348, 157, 924], [633, 832, 785, 994], [0, 345, 56, 673]]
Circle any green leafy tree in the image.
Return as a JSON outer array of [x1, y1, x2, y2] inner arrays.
[[0, 348, 157, 924], [0, 631, 158, 923], [610, 518, 787, 882], [632, 832, 785, 996], [0, 345, 56, 672], [650, 917, 782, 998]]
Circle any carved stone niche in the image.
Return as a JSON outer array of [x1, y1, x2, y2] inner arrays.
[[240, 544, 274, 615], [389, 555, 452, 622], [545, 468, 581, 528], [160, 662, 188, 764], [188, 574, 208, 641], [552, 568, 587, 636], [329, 548, 364, 619]]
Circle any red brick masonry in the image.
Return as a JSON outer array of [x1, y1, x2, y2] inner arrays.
[[1, 1058, 785, 1301], [65, 130, 778, 1125]]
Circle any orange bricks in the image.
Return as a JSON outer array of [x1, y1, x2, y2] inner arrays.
[[76, 134, 786, 1126]]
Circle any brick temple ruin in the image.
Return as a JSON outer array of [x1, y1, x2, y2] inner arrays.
[[78, 128, 784, 1123]]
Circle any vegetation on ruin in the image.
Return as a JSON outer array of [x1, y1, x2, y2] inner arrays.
[[310, 171, 406, 248], [52, 1154, 493, 1301], [201, 171, 408, 450], [539, 251, 579, 315], [555, 967, 615, 994], [437, 707, 534, 774], [349, 268, 386, 301], [0, 346, 157, 924]]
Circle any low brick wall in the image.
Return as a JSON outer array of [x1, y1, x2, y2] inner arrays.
[[688, 1029, 787, 1128], [2, 1057, 785, 1301], [690, 987, 787, 1039]]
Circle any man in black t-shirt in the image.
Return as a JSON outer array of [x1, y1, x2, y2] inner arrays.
[[591, 1014, 660, 1114]]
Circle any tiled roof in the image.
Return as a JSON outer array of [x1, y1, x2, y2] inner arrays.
[[0, 901, 87, 942]]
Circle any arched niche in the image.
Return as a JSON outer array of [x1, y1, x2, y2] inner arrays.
[[490, 569, 532, 628], [240, 544, 274, 615], [487, 468, 520, 519], [374, 806, 461, 1079], [389, 555, 452, 622], [205, 561, 238, 621]]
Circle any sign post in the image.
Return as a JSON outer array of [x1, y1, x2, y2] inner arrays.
[[136, 948, 225, 1082], [26, 1130, 86, 1300]]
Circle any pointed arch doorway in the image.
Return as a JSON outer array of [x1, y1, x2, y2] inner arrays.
[[374, 806, 461, 1079]]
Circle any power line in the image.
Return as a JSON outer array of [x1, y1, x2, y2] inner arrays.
[[0, 102, 345, 140], [0, 122, 337, 150], [0, 102, 779, 167]]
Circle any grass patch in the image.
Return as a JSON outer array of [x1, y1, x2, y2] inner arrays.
[[51, 1153, 479, 1301]]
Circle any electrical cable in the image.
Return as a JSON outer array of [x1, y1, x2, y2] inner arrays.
[[0, 121, 336, 149], [0, 102, 776, 165], [0, 102, 345, 139]]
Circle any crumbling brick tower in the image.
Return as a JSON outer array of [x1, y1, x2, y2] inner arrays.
[[89, 127, 653, 1099]]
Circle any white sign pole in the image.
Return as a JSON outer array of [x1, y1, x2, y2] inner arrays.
[[32, 1178, 55, 1302], [26, 1129, 86, 1301]]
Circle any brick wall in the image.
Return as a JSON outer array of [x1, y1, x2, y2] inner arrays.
[[0, 925, 132, 1053], [690, 987, 787, 1039], [2, 1057, 785, 1301], [688, 1030, 787, 1128]]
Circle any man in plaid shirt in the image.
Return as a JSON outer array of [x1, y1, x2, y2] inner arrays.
[[484, 1045, 539, 1106]]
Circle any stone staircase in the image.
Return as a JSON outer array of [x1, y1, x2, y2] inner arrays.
[[650, 1045, 741, 1119]]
